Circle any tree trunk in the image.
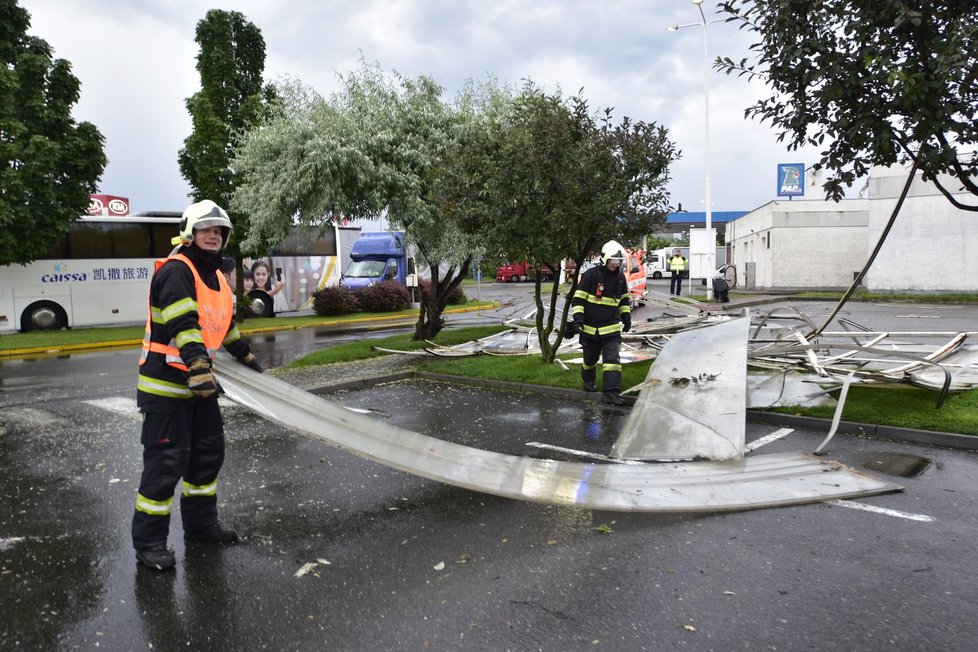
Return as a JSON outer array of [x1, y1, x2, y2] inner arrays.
[[536, 261, 577, 363], [412, 257, 472, 341]]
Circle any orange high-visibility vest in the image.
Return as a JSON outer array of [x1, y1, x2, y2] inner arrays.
[[139, 253, 233, 371]]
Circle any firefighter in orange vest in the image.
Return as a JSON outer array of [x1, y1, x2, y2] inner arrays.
[[132, 200, 263, 571]]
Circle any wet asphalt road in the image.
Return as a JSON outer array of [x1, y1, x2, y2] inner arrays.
[[2, 287, 978, 650]]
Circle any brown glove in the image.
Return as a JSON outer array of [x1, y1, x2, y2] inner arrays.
[[187, 358, 218, 398], [239, 352, 264, 373]]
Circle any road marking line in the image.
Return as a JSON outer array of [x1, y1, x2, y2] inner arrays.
[[745, 428, 794, 452], [524, 442, 645, 464], [828, 499, 935, 522], [82, 397, 137, 416]]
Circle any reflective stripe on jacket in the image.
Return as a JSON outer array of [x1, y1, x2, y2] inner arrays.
[[571, 265, 630, 338], [139, 253, 233, 371], [669, 256, 687, 271]]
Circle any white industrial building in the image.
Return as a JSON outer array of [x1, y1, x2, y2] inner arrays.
[[864, 166, 978, 292], [725, 164, 977, 292]]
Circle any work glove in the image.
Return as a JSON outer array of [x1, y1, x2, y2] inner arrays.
[[187, 358, 218, 398], [239, 352, 265, 373], [621, 314, 631, 333], [563, 321, 579, 339]]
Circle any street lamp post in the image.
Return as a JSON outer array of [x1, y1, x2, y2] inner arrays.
[[669, 0, 722, 301]]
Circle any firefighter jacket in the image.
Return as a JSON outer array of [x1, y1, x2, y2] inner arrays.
[[137, 245, 250, 407], [570, 264, 631, 338], [669, 255, 687, 272]]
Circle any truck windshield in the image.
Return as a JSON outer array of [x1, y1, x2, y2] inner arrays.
[[343, 260, 387, 278]]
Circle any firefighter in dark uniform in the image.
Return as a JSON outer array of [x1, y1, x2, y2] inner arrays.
[[566, 240, 632, 406], [132, 199, 264, 571]]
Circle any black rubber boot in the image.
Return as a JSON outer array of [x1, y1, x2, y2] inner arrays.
[[136, 544, 176, 571], [582, 381, 598, 392], [184, 523, 239, 544], [603, 391, 625, 406]]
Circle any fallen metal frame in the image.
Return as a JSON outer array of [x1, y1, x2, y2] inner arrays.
[[214, 347, 901, 513]]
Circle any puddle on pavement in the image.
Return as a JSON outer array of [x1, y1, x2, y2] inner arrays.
[[861, 452, 931, 478]]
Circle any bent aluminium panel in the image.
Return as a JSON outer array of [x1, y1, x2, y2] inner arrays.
[[612, 315, 750, 461], [214, 353, 900, 513]]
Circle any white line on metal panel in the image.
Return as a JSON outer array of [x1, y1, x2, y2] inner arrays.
[[744, 428, 794, 452], [828, 499, 935, 522]]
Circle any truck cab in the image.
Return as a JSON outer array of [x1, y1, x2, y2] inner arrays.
[[340, 231, 417, 290], [496, 261, 554, 283]]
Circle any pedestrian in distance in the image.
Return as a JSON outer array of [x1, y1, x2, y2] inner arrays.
[[132, 200, 265, 571], [668, 248, 688, 296], [565, 240, 632, 406]]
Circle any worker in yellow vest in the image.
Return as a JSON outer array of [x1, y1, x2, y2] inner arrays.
[[668, 248, 687, 296]]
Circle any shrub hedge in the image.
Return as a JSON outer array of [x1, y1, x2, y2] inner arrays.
[[312, 286, 360, 316]]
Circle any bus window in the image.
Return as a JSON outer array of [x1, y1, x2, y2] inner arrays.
[[68, 222, 152, 258], [151, 224, 176, 257], [274, 226, 338, 256]]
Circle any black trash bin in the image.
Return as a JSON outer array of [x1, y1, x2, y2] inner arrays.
[[712, 277, 730, 303]]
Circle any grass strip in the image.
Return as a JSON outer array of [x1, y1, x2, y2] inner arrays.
[[0, 301, 494, 352], [286, 325, 978, 436]]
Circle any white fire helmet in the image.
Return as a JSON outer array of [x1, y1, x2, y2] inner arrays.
[[171, 200, 233, 247], [599, 240, 626, 266]]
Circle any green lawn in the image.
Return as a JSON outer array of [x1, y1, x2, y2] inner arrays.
[[0, 301, 494, 353], [285, 325, 978, 436]]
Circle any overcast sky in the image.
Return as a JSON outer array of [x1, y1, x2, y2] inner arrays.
[[21, 0, 826, 216]]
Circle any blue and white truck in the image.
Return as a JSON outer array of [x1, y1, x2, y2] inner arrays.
[[339, 231, 417, 289]]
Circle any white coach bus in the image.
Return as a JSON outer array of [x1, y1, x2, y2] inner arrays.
[[0, 213, 181, 333]]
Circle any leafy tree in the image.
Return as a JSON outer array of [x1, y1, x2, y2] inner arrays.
[[233, 64, 510, 340], [451, 85, 677, 362], [718, 0, 978, 209], [0, 0, 106, 265], [178, 9, 276, 308]]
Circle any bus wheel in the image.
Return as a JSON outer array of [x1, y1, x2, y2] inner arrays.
[[22, 300, 67, 331], [510, 275, 519, 283], [246, 290, 274, 318]]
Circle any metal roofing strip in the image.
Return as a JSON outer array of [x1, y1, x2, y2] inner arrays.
[[611, 316, 749, 461], [214, 354, 900, 513]]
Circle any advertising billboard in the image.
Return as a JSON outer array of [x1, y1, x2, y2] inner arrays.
[[87, 194, 130, 216], [777, 164, 805, 197]]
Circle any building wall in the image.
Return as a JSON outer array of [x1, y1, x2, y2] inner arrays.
[[725, 199, 868, 289], [864, 166, 978, 292]]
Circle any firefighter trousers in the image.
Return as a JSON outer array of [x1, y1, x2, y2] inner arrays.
[[581, 334, 622, 393], [132, 397, 226, 550]]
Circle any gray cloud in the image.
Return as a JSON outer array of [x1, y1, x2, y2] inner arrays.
[[21, 0, 825, 215]]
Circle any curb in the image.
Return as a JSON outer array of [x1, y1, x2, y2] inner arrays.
[[304, 369, 977, 451], [746, 411, 978, 452], [0, 302, 501, 359]]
